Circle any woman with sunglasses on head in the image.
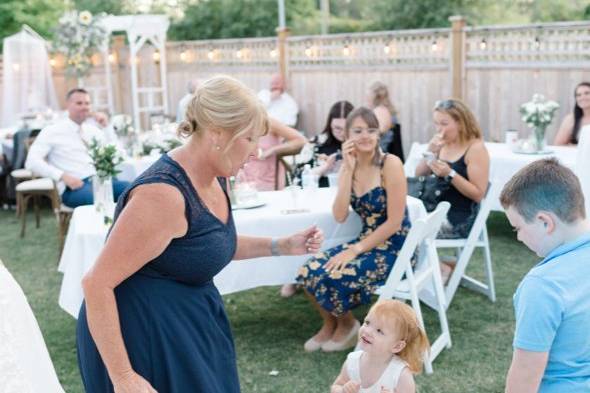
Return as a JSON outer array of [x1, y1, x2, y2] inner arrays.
[[296, 107, 410, 352], [553, 82, 590, 145], [415, 99, 490, 280]]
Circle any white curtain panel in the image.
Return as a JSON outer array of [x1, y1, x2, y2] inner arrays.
[[1, 27, 59, 127]]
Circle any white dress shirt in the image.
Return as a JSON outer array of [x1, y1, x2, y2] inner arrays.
[[25, 118, 116, 194], [257, 89, 299, 127]]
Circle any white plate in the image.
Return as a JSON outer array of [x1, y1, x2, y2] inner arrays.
[[512, 148, 553, 155], [231, 199, 266, 210]]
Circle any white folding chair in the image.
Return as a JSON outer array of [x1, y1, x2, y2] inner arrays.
[[436, 182, 498, 308], [375, 201, 452, 374]]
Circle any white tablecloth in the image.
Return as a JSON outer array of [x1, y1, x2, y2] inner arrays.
[[0, 263, 64, 393], [58, 187, 426, 318], [117, 155, 158, 182], [405, 142, 577, 211]]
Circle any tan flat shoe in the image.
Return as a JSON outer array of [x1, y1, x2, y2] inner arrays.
[[304, 336, 326, 352], [321, 320, 360, 352]]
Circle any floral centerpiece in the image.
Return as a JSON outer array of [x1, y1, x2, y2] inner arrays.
[[53, 10, 109, 80], [88, 138, 123, 218], [519, 94, 560, 152]]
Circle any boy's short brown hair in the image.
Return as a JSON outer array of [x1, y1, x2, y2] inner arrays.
[[500, 158, 585, 223]]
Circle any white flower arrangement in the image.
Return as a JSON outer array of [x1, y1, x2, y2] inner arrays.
[[53, 10, 109, 79], [519, 94, 560, 130]]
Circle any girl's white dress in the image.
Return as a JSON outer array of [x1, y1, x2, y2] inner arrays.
[[346, 350, 408, 392], [576, 125, 590, 215]]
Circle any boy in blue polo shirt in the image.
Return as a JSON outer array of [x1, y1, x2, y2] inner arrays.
[[501, 158, 590, 393]]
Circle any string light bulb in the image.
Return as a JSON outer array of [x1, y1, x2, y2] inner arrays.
[[236, 49, 243, 59], [49, 57, 56, 67], [270, 48, 278, 58], [304, 46, 312, 57], [12, 63, 20, 72], [108, 52, 117, 64], [207, 49, 215, 60], [153, 50, 161, 62], [534, 36, 541, 50], [431, 40, 438, 52], [479, 38, 487, 50], [342, 44, 351, 56]]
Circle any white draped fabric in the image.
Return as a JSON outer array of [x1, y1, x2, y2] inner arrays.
[[1, 27, 58, 127], [576, 125, 590, 214], [58, 188, 426, 318], [0, 262, 64, 393]]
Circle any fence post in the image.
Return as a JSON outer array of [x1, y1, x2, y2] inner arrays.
[[112, 34, 126, 114], [277, 27, 290, 86], [449, 15, 466, 100]]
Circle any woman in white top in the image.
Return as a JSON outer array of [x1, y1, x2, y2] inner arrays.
[[553, 82, 590, 145]]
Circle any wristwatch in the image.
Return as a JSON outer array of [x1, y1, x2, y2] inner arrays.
[[447, 169, 457, 179]]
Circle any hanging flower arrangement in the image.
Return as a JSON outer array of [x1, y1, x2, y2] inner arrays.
[[53, 10, 109, 79]]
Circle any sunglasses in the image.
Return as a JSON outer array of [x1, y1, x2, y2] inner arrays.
[[434, 99, 455, 110]]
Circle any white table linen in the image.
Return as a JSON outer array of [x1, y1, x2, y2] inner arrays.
[[117, 155, 158, 182], [405, 142, 577, 211], [58, 188, 426, 318], [0, 263, 64, 393]]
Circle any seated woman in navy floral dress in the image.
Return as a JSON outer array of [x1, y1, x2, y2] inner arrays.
[[297, 107, 410, 352]]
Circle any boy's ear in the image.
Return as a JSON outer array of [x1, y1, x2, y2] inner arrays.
[[391, 339, 406, 354], [537, 212, 556, 234]]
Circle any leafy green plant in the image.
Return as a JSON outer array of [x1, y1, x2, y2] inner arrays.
[[88, 138, 123, 180]]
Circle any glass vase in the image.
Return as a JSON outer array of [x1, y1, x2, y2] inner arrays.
[[532, 125, 547, 152], [92, 175, 114, 215]]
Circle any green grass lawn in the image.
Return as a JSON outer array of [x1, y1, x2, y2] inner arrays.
[[0, 209, 538, 392]]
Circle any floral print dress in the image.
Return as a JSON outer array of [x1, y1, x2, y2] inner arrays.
[[296, 157, 411, 316]]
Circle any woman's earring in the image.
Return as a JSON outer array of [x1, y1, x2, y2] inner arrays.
[[215, 145, 221, 151]]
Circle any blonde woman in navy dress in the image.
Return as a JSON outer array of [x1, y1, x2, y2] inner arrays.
[[77, 75, 323, 393], [297, 107, 410, 352]]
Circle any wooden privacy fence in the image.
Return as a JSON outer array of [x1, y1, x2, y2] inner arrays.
[[1, 18, 589, 152]]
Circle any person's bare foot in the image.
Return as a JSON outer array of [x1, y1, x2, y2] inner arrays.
[[331, 318, 358, 342]]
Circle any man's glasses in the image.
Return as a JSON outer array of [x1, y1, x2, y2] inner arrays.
[[350, 127, 379, 136]]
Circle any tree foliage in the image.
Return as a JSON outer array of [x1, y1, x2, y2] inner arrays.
[[169, 0, 317, 40]]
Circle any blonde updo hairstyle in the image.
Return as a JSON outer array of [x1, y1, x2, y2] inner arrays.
[[369, 81, 398, 117], [178, 75, 269, 153]]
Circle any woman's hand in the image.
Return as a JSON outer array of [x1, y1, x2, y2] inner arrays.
[[113, 370, 158, 393], [427, 134, 444, 155], [428, 159, 452, 178], [325, 248, 358, 272], [341, 140, 357, 171], [342, 380, 361, 393], [282, 225, 324, 255]]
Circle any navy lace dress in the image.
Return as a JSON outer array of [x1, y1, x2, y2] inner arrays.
[[296, 155, 411, 316], [77, 154, 240, 393]]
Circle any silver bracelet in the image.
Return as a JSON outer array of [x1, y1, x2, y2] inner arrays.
[[271, 238, 281, 256]]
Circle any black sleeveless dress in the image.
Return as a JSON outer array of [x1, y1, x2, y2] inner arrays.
[[76, 154, 240, 392], [438, 152, 479, 239]]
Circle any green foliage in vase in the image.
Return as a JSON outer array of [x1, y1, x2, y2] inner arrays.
[[88, 138, 123, 180]]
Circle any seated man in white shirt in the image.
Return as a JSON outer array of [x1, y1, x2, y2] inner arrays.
[[257, 73, 299, 127], [25, 88, 130, 208]]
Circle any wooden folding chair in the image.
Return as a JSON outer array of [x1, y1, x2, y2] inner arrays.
[[376, 201, 452, 374], [435, 182, 498, 308]]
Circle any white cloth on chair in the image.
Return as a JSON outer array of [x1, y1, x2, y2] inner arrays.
[[0, 263, 64, 393], [576, 125, 590, 215]]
